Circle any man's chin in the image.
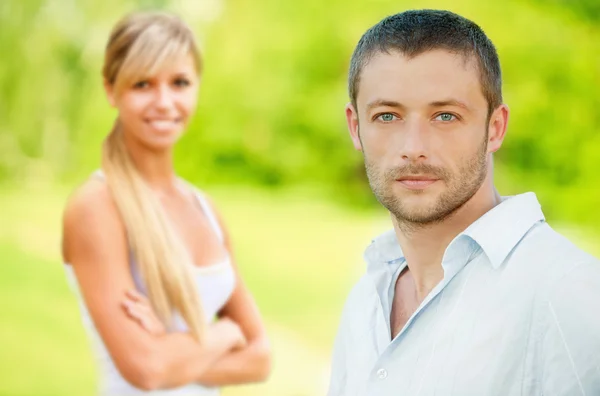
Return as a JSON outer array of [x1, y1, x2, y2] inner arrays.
[[389, 195, 458, 224], [397, 210, 442, 224]]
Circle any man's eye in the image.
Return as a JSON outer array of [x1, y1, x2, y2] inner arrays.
[[436, 113, 456, 122], [377, 113, 396, 122]]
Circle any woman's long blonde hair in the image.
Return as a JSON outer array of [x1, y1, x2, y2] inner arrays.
[[101, 11, 205, 342]]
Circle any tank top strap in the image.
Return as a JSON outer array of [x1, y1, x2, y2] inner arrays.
[[189, 187, 225, 243], [94, 170, 223, 242], [92, 169, 105, 180]]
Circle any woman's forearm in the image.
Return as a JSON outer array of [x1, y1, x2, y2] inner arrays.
[[139, 330, 234, 390], [196, 338, 271, 387], [134, 318, 242, 390]]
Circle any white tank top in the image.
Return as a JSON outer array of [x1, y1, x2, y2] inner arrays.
[[64, 173, 236, 395]]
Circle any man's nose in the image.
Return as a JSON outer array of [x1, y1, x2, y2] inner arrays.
[[399, 118, 429, 163]]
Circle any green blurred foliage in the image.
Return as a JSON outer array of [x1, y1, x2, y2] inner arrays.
[[1, 0, 598, 228], [1, 2, 599, 393]]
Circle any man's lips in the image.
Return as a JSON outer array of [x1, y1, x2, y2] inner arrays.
[[395, 175, 440, 189]]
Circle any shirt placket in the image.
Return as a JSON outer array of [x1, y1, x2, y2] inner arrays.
[[366, 237, 479, 393]]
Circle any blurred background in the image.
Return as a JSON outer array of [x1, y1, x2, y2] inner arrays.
[[1, 0, 599, 394]]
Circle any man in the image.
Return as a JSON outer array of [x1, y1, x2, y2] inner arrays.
[[328, 9, 600, 396]]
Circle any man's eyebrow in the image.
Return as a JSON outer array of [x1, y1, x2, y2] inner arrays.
[[429, 99, 471, 111], [366, 99, 406, 112]]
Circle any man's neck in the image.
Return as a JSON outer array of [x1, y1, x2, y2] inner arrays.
[[393, 184, 501, 301]]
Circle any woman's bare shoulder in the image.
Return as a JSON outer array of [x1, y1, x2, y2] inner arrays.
[[64, 177, 117, 222], [62, 176, 125, 262]]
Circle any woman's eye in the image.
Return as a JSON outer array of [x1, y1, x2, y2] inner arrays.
[[436, 113, 456, 122], [133, 80, 149, 89], [377, 113, 397, 122], [174, 78, 190, 87]]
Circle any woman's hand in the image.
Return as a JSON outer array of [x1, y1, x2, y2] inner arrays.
[[209, 317, 247, 350], [122, 289, 167, 336], [123, 290, 247, 352]]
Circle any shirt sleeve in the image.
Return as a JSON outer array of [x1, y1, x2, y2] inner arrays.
[[541, 257, 600, 396]]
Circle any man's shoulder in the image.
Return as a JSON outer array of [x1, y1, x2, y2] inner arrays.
[[515, 222, 600, 294], [517, 222, 599, 269], [345, 275, 375, 304], [337, 275, 378, 321]]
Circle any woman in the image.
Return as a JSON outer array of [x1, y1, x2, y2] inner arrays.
[[61, 11, 271, 395]]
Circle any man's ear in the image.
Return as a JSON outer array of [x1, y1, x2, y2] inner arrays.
[[487, 103, 509, 154], [346, 102, 362, 151]]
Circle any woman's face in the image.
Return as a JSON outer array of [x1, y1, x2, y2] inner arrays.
[[106, 53, 199, 151]]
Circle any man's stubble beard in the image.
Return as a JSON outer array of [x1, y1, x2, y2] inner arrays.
[[363, 132, 489, 233]]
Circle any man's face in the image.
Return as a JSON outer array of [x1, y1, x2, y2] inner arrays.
[[347, 50, 500, 225]]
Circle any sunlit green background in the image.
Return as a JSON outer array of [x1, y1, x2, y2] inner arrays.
[[1, 0, 599, 395]]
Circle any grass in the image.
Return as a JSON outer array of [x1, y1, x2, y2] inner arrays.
[[0, 241, 98, 395], [0, 184, 389, 395], [1, 183, 597, 395]]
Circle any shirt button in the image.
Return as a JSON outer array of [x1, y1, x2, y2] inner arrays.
[[376, 368, 388, 379]]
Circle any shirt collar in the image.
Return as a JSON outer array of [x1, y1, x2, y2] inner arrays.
[[365, 192, 546, 272], [365, 229, 404, 277], [462, 192, 545, 268]]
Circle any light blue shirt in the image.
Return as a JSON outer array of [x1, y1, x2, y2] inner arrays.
[[328, 193, 600, 396]]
